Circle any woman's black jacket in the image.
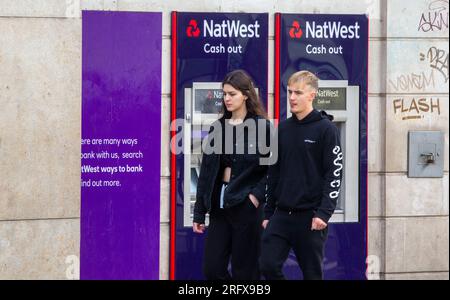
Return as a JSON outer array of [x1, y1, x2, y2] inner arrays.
[[193, 115, 273, 224]]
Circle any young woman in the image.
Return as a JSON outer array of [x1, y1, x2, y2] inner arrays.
[[193, 69, 272, 280]]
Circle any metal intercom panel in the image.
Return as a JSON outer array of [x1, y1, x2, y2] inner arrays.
[[408, 131, 444, 178]]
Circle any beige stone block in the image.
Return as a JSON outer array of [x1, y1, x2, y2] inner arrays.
[[386, 174, 449, 216], [117, 0, 221, 37], [268, 39, 274, 94], [368, 218, 385, 274], [117, 0, 383, 37], [268, 11, 275, 38], [0, 18, 81, 220], [0, 219, 80, 279], [368, 41, 387, 95], [81, 0, 118, 11], [218, 0, 273, 35], [368, 96, 385, 172], [161, 38, 171, 96], [275, 0, 384, 38], [219, 0, 276, 13], [368, 174, 385, 217], [159, 223, 169, 280], [385, 272, 449, 280], [0, 0, 80, 18], [160, 177, 170, 223], [444, 173, 449, 213], [0, 0, 385, 37], [267, 94, 274, 121], [385, 216, 449, 273], [387, 0, 449, 38], [385, 95, 448, 172], [161, 9, 171, 38], [160, 95, 171, 177], [387, 40, 449, 94]]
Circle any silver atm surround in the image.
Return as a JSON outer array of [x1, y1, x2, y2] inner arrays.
[[286, 80, 360, 223], [184, 82, 223, 227]]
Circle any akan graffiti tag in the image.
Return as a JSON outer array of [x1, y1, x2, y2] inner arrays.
[[418, 0, 449, 32]]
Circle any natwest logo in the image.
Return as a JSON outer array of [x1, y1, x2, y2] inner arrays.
[[289, 21, 303, 39], [203, 19, 260, 38], [304, 21, 360, 39], [186, 19, 201, 37]]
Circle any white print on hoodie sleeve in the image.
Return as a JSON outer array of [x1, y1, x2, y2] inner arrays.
[[329, 145, 343, 199]]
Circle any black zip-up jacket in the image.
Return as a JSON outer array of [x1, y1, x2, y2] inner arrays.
[[194, 114, 273, 224], [264, 109, 343, 223]]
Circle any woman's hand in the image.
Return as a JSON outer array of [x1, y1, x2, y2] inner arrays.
[[193, 222, 205, 234], [262, 219, 269, 229]]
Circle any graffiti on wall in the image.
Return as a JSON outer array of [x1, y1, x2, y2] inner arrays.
[[389, 46, 448, 93], [392, 97, 441, 120], [418, 0, 449, 32], [421, 46, 449, 82], [388, 70, 435, 93], [390, 46, 444, 120]]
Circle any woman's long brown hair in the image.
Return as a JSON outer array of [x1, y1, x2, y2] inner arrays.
[[220, 69, 267, 119]]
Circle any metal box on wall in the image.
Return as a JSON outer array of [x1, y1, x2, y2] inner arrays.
[[408, 131, 445, 178]]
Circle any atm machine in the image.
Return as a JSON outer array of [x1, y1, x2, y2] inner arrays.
[[285, 80, 361, 223], [183, 83, 224, 227]]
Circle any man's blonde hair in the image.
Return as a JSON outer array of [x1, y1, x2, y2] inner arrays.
[[288, 71, 319, 91]]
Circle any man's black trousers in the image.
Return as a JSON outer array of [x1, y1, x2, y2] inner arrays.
[[259, 209, 328, 280]]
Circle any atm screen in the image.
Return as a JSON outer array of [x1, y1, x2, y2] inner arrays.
[[194, 89, 223, 114], [314, 87, 347, 111]]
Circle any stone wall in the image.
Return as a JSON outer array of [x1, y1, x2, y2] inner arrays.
[[0, 0, 448, 279]]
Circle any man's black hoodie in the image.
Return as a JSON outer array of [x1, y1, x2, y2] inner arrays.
[[265, 109, 343, 223]]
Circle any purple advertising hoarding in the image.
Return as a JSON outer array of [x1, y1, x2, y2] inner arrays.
[[81, 11, 162, 279]]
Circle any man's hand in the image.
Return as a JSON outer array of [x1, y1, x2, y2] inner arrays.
[[193, 222, 205, 234], [262, 219, 269, 229], [249, 193, 259, 208], [311, 217, 327, 231]]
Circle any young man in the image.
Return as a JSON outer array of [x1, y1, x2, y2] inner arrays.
[[259, 71, 343, 280]]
